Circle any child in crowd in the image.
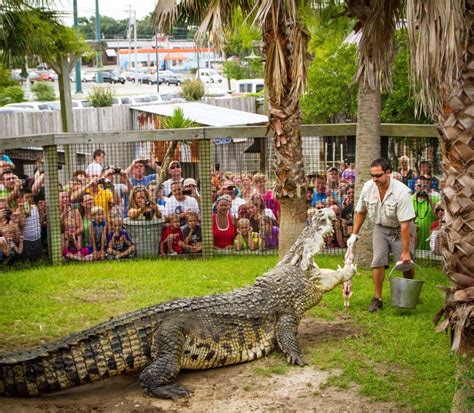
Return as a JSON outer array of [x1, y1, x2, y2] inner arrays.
[[181, 212, 202, 254], [234, 218, 259, 251], [259, 216, 279, 250], [160, 214, 184, 256], [1, 224, 23, 265], [62, 219, 91, 261], [89, 206, 107, 261], [106, 217, 135, 259]]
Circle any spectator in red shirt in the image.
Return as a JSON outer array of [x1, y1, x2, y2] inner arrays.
[[212, 195, 235, 249], [160, 214, 184, 256]]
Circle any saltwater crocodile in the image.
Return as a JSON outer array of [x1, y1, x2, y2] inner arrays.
[[0, 208, 356, 399]]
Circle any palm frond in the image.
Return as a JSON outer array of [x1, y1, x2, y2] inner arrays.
[[407, 0, 469, 117], [354, 0, 404, 91]]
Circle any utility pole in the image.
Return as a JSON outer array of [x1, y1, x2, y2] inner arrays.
[[73, 0, 82, 93], [126, 5, 132, 71], [155, 33, 160, 92], [95, 0, 103, 83], [133, 10, 138, 83]]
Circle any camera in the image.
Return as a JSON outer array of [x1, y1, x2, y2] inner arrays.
[[113, 167, 121, 174], [418, 191, 427, 198], [4, 208, 12, 220], [145, 200, 152, 207], [182, 189, 192, 196]]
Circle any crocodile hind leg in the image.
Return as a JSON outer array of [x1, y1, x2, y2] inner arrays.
[[139, 320, 190, 399]]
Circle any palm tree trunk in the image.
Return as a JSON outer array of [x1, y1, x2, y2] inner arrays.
[[354, 79, 381, 268], [438, 30, 474, 412], [262, 10, 308, 257]]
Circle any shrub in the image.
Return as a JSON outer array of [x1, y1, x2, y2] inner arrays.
[[31, 81, 55, 101], [0, 86, 24, 106], [88, 85, 115, 107], [180, 79, 205, 101]]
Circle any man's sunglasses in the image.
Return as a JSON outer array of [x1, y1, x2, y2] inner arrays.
[[371, 172, 385, 178], [169, 165, 181, 170]]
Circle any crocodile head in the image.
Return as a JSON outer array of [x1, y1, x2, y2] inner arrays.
[[298, 207, 336, 271]]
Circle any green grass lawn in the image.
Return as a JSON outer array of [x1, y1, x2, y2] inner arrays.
[[0, 256, 454, 412]]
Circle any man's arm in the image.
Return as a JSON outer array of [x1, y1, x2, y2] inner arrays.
[[351, 210, 367, 236], [399, 220, 412, 263]]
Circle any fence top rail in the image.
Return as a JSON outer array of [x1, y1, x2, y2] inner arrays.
[[0, 123, 438, 149]]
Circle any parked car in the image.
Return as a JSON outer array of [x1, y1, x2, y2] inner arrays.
[[36, 71, 58, 82], [130, 72, 149, 84], [101, 71, 126, 84], [197, 68, 223, 83], [162, 74, 181, 86], [141, 73, 163, 85], [81, 72, 96, 82]]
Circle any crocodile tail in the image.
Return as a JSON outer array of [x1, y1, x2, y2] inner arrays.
[[0, 316, 154, 397]]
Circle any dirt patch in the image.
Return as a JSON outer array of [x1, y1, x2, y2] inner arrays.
[[1, 318, 406, 413]]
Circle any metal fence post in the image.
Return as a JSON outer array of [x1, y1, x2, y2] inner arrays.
[[43, 145, 62, 265], [198, 137, 214, 257]]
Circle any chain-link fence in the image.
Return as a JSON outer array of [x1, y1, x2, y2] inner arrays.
[[0, 124, 442, 268]]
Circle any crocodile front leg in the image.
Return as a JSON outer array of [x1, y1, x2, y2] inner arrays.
[[139, 320, 190, 399], [275, 314, 308, 366]]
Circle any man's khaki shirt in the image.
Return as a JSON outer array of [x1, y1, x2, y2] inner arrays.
[[355, 177, 415, 228]]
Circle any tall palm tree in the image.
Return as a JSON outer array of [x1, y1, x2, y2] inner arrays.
[[352, 0, 473, 408], [339, 0, 404, 267], [153, 0, 310, 256], [407, 1, 473, 409]]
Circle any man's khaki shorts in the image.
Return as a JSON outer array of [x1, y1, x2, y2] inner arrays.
[[371, 222, 415, 268]]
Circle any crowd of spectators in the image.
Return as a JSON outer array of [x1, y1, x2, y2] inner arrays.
[[0, 148, 445, 266]]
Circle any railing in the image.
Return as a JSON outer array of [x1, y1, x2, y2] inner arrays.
[[0, 123, 441, 267]]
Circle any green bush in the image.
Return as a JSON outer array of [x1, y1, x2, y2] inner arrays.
[[0, 66, 17, 88], [88, 85, 115, 107], [31, 81, 55, 101], [0, 86, 24, 106], [180, 79, 205, 101]]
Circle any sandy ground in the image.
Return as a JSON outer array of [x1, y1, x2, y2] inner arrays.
[[1, 319, 407, 413]]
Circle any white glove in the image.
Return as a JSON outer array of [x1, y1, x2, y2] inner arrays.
[[346, 234, 359, 249]]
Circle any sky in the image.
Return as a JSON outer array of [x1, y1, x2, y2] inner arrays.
[[56, 0, 157, 25]]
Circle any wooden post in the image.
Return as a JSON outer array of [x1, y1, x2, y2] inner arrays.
[[59, 60, 76, 179], [43, 145, 62, 265], [198, 138, 214, 257]]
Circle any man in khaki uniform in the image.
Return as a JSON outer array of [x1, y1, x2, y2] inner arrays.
[[347, 158, 416, 312]]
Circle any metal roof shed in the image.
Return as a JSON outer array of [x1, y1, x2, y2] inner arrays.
[[130, 102, 267, 128], [130, 102, 268, 172]]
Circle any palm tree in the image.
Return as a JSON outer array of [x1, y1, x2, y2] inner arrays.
[[156, 107, 197, 188], [337, 0, 404, 267], [153, 0, 310, 256], [407, 1, 473, 409], [351, 0, 473, 408]]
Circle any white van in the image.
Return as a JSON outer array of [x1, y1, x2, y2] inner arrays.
[[197, 68, 223, 83], [235, 79, 264, 94]]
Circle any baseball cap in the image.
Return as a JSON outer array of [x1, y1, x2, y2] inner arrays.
[[327, 166, 338, 173], [183, 178, 197, 187], [169, 160, 181, 168]]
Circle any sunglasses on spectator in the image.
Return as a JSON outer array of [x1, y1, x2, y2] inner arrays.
[[169, 164, 181, 169], [224, 186, 235, 190], [370, 173, 385, 178]]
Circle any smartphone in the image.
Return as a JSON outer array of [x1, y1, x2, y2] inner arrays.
[[215, 163, 220, 172]]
